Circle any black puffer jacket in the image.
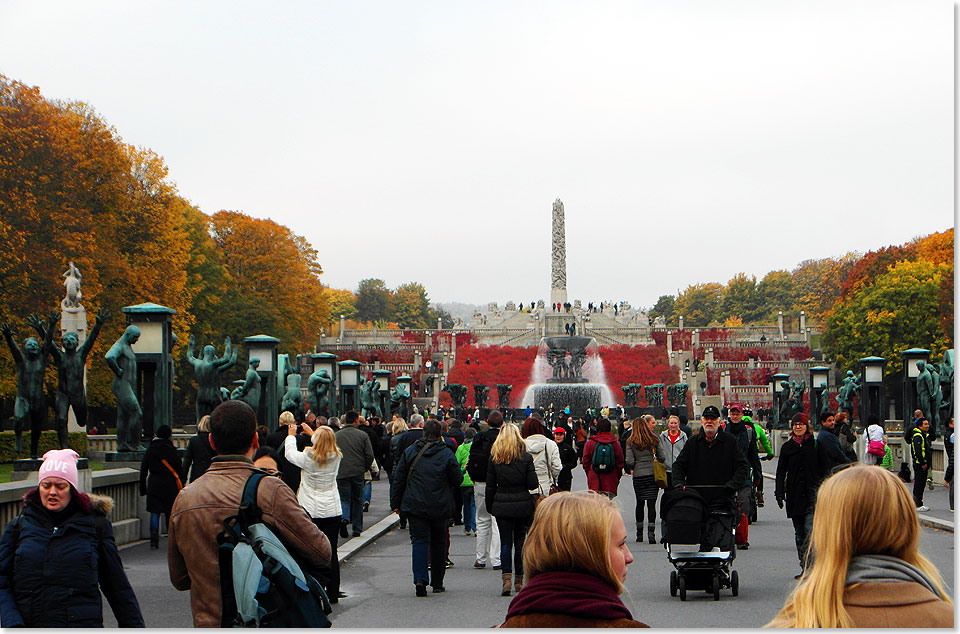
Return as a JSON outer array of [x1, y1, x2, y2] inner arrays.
[[139, 437, 183, 515], [775, 434, 829, 518], [486, 453, 538, 519], [0, 491, 144, 627], [390, 438, 461, 519]]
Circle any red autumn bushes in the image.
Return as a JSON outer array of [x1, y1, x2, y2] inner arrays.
[[443, 345, 539, 407]]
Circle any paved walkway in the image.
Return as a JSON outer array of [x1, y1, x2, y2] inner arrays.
[[105, 463, 954, 628]]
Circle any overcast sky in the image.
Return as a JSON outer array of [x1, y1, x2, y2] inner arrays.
[[1, 1, 953, 308]]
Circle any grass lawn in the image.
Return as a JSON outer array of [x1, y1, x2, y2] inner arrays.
[[0, 460, 106, 483]]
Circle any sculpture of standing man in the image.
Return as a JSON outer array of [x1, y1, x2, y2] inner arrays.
[[307, 368, 334, 417], [1, 316, 55, 457], [359, 377, 381, 419], [837, 371, 861, 417], [29, 309, 110, 450], [231, 358, 262, 413], [105, 325, 144, 452], [185, 335, 238, 420]]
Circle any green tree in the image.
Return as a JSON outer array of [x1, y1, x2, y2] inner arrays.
[[322, 288, 357, 325], [791, 255, 858, 323], [756, 270, 796, 321], [355, 278, 392, 323], [823, 260, 952, 374], [649, 295, 676, 324], [674, 283, 724, 327], [393, 282, 433, 329], [718, 273, 764, 324]]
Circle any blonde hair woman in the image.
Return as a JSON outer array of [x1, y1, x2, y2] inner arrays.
[[499, 491, 647, 627], [624, 416, 665, 544], [767, 466, 952, 628], [283, 422, 345, 603], [486, 423, 538, 596]]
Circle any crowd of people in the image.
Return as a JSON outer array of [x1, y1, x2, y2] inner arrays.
[[0, 398, 953, 627]]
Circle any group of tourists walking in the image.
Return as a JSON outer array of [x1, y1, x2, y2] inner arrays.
[[0, 398, 953, 628]]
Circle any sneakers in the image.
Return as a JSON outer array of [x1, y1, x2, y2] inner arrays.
[[363, 502, 370, 512], [474, 560, 486, 569], [736, 542, 749, 550], [916, 505, 931, 512], [432, 585, 446, 593], [415, 581, 428, 597], [445, 558, 455, 569], [492, 564, 502, 570]]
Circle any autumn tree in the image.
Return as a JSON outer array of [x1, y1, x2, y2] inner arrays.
[[755, 270, 796, 321], [393, 282, 434, 329], [823, 260, 952, 374], [718, 273, 764, 324], [790, 254, 858, 323]]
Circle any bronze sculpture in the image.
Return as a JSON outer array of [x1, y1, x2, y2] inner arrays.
[[185, 335, 238, 420], [104, 325, 144, 452], [1, 316, 54, 457], [29, 309, 109, 449]]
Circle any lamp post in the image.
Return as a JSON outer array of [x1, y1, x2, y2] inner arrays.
[[123, 302, 176, 441], [859, 356, 886, 426], [337, 360, 362, 414], [809, 366, 831, 427], [243, 335, 280, 430], [373, 369, 391, 420], [901, 348, 930, 426], [770, 372, 790, 429]]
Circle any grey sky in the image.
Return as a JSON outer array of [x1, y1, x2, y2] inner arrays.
[[1, 1, 953, 307]]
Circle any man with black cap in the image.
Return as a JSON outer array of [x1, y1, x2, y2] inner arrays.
[[672, 405, 749, 513], [723, 404, 762, 541]]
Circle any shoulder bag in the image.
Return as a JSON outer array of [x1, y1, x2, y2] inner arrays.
[[652, 449, 668, 489]]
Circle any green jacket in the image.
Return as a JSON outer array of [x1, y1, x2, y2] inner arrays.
[[456, 441, 473, 487], [880, 444, 895, 471]]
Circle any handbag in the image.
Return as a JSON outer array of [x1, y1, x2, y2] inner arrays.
[[867, 439, 886, 457], [652, 450, 668, 489]]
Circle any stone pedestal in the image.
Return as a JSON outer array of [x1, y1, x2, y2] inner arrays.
[[103, 450, 147, 471], [12, 458, 92, 492]]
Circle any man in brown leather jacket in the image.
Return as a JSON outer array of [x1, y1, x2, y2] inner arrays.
[[168, 400, 331, 627]]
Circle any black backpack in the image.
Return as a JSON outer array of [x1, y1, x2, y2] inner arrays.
[[217, 473, 332, 628], [467, 429, 498, 481]]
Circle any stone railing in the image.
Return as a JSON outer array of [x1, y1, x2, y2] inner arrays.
[[87, 433, 193, 461], [317, 342, 427, 352], [361, 363, 416, 375], [0, 468, 143, 545]]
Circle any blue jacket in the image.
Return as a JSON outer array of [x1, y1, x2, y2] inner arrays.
[[815, 425, 851, 472], [0, 491, 143, 627], [390, 438, 461, 519]]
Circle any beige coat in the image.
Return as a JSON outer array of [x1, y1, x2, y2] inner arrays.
[[844, 581, 953, 628]]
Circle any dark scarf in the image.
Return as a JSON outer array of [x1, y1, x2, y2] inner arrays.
[[505, 571, 632, 621], [790, 431, 812, 445]]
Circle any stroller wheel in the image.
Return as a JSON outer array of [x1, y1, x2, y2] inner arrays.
[[678, 574, 687, 601], [712, 574, 721, 601], [670, 570, 678, 597], [731, 570, 739, 596]]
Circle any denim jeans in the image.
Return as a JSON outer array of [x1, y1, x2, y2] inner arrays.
[[461, 486, 476, 532], [408, 515, 447, 587], [337, 476, 365, 533], [495, 516, 530, 575], [363, 480, 372, 506], [791, 511, 814, 567]]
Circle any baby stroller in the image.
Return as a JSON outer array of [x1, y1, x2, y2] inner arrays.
[[661, 485, 738, 601]]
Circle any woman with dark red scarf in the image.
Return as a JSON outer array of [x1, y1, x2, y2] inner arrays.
[[499, 491, 649, 628]]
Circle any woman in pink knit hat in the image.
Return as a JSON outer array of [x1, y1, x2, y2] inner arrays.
[[0, 449, 144, 627]]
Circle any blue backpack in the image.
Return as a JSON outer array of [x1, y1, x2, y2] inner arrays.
[[217, 473, 332, 628], [592, 440, 616, 473]]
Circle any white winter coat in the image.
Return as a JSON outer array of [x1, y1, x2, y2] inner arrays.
[[285, 435, 342, 519], [524, 434, 563, 496]]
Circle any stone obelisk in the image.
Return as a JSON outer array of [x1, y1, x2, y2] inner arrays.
[[550, 198, 568, 306]]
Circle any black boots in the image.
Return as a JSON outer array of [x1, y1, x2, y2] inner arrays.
[[150, 529, 159, 550], [647, 524, 656, 544]]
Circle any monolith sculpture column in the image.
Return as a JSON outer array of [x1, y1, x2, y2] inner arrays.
[[551, 198, 567, 307]]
